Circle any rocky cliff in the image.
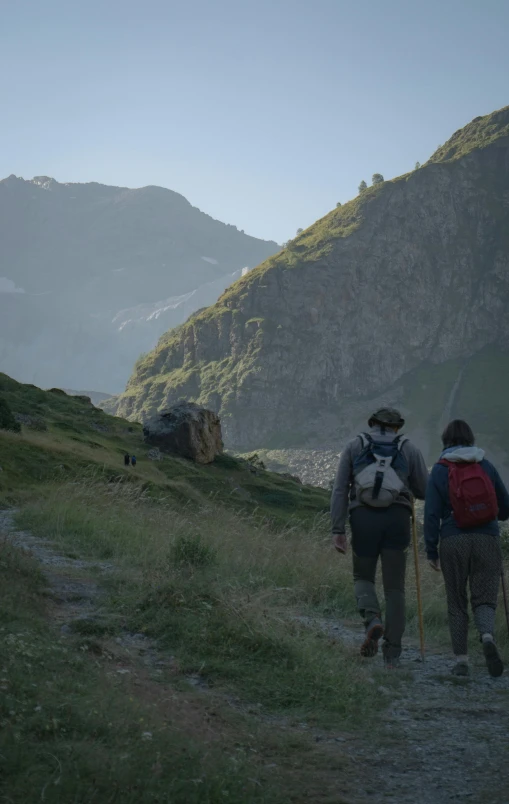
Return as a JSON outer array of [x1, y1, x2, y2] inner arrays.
[[114, 107, 509, 470], [0, 176, 278, 392]]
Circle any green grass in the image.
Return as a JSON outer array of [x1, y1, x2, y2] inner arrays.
[[428, 105, 509, 164], [15, 478, 373, 725], [0, 541, 272, 804]]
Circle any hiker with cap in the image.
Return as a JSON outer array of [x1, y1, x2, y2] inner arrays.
[[424, 419, 509, 677], [331, 408, 428, 667]]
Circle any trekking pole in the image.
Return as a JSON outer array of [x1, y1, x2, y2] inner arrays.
[[501, 568, 509, 639], [411, 500, 425, 661]]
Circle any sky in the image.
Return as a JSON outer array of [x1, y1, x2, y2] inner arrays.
[[1, 0, 508, 244]]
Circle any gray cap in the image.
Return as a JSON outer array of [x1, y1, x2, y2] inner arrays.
[[368, 407, 405, 428]]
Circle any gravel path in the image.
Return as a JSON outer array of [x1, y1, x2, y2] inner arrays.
[[0, 509, 166, 670], [298, 613, 509, 803]]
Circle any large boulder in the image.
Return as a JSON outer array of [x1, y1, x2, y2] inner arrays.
[[143, 402, 223, 464]]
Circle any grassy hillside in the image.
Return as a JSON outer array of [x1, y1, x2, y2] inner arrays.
[[0, 373, 327, 521], [428, 105, 509, 164]]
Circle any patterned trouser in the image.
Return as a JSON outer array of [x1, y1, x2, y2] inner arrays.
[[440, 533, 502, 656]]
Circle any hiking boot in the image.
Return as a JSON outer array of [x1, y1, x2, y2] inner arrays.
[[483, 639, 504, 678], [451, 662, 470, 677], [360, 617, 384, 658], [382, 641, 401, 669]]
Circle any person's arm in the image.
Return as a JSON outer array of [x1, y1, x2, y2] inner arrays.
[[424, 468, 442, 561], [330, 443, 353, 536], [406, 443, 429, 500], [490, 465, 509, 521]]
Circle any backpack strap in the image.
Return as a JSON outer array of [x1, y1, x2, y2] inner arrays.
[[358, 433, 372, 448], [392, 435, 408, 452]]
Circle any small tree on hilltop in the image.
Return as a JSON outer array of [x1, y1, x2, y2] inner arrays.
[[296, 228, 303, 235], [415, 161, 421, 170], [336, 202, 342, 207], [372, 173, 384, 185], [358, 180, 368, 193]]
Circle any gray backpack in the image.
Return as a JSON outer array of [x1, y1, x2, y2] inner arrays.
[[352, 433, 409, 508]]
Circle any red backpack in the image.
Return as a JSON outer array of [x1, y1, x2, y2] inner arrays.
[[439, 459, 498, 528]]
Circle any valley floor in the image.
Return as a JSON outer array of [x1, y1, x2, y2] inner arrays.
[[2, 507, 508, 804]]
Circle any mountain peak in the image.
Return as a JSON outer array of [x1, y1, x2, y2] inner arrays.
[[428, 105, 509, 164], [1, 174, 23, 186]]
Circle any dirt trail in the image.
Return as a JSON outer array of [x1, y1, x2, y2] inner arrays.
[[2, 509, 509, 804]]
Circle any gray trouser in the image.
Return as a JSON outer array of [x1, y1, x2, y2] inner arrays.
[[350, 505, 411, 659], [440, 533, 502, 655]]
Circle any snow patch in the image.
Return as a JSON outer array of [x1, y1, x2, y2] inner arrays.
[[113, 290, 198, 331], [31, 176, 56, 190], [201, 257, 218, 265], [112, 268, 244, 333], [0, 277, 25, 294]]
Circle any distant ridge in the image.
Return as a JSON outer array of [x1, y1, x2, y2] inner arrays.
[[0, 175, 279, 391]]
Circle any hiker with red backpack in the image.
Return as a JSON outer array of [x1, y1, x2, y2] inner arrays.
[[331, 408, 428, 667], [424, 419, 509, 677]]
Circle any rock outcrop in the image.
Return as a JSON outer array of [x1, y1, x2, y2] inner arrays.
[[143, 402, 223, 464], [115, 107, 509, 467], [13, 413, 47, 431]]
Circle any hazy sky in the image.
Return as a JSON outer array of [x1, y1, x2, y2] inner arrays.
[[1, 0, 508, 243]]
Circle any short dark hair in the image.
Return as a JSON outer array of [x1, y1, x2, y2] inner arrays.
[[441, 419, 475, 449]]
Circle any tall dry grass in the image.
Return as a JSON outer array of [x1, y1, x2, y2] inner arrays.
[[17, 477, 509, 693], [19, 477, 354, 610], [17, 479, 377, 724]]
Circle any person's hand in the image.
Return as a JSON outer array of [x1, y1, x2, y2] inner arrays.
[[333, 533, 348, 554], [428, 558, 441, 572]]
